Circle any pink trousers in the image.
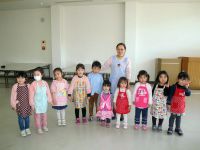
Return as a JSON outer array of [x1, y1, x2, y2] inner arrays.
[[34, 113, 47, 129]]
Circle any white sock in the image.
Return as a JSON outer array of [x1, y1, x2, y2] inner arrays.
[[116, 113, 121, 125], [61, 109, 66, 121], [124, 114, 128, 124], [57, 110, 61, 121]]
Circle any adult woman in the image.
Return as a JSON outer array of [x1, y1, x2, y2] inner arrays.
[[102, 43, 132, 119]]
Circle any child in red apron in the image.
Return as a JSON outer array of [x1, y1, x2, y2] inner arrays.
[[151, 71, 169, 132], [113, 77, 131, 129], [133, 70, 152, 130], [10, 72, 32, 137], [167, 71, 191, 136]]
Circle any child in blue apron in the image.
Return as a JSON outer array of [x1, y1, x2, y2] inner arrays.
[[29, 67, 52, 134]]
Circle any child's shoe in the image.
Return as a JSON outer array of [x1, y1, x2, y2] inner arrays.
[[167, 128, 173, 135], [62, 120, 66, 126], [106, 123, 111, 128], [88, 116, 93, 121], [76, 118, 80, 125], [20, 130, 27, 137], [82, 117, 88, 124], [142, 124, 148, 130], [58, 120, 62, 126], [157, 125, 162, 132], [152, 125, 157, 131], [43, 126, 48, 132], [25, 128, 31, 135], [100, 121, 106, 127], [175, 128, 183, 136], [123, 123, 128, 129], [116, 123, 120, 129], [134, 124, 140, 130], [37, 128, 43, 134]]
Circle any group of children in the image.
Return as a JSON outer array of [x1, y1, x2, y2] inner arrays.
[[10, 61, 191, 137]]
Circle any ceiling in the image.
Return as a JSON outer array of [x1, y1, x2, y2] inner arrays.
[[0, 0, 200, 10]]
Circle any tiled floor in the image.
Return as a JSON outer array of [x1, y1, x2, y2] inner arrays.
[[0, 81, 200, 150]]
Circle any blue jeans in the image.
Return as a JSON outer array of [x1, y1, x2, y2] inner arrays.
[[18, 115, 30, 131], [135, 108, 148, 125]]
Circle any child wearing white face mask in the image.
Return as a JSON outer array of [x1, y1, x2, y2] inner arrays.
[[29, 67, 52, 134]]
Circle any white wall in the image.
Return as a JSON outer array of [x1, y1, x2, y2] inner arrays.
[[135, 2, 200, 80], [0, 8, 51, 65], [62, 4, 125, 68]]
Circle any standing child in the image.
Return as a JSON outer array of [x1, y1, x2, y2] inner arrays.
[[88, 61, 103, 121], [150, 71, 169, 131], [10, 72, 32, 137], [96, 80, 113, 128], [51, 68, 69, 126], [167, 71, 191, 136], [133, 70, 152, 130], [29, 67, 52, 134], [68, 64, 91, 124], [113, 77, 132, 129]]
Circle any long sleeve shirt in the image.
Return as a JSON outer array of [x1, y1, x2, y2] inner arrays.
[[167, 83, 191, 105], [113, 88, 132, 105]]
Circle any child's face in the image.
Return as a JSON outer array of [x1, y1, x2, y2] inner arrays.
[[77, 68, 85, 77], [34, 71, 42, 81], [159, 74, 168, 85], [116, 45, 126, 57], [103, 85, 110, 92], [178, 78, 189, 86], [120, 81, 127, 89], [17, 77, 26, 85], [92, 67, 101, 74], [54, 71, 62, 80], [139, 75, 148, 84]]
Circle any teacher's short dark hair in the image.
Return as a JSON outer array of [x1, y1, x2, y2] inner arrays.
[[116, 43, 126, 50]]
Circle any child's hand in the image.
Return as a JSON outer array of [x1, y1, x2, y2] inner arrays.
[[167, 105, 171, 112], [12, 106, 16, 111], [148, 104, 152, 107], [165, 82, 170, 88], [68, 96, 72, 102], [31, 106, 35, 111]]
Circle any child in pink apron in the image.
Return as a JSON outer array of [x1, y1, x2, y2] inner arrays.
[[96, 80, 113, 128], [133, 70, 152, 130], [51, 68, 69, 126], [151, 71, 169, 132], [113, 77, 131, 129], [167, 71, 191, 136], [10, 72, 32, 137]]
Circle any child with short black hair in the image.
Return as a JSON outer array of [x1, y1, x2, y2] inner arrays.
[[96, 80, 113, 127], [132, 70, 152, 130], [11, 72, 32, 137], [113, 77, 131, 129], [167, 71, 191, 136], [68, 64, 91, 124], [51, 68, 69, 126], [88, 61, 103, 121]]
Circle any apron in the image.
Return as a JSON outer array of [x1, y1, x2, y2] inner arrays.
[[135, 84, 149, 108], [109, 55, 129, 96], [116, 89, 130, 114], [73, 79, 87, 109], [34, 81, 48, 114], [16, 84, 31, 118], [99, 93, 112, 111], [170, 86, 186, 114], [151, 85, 167, 119]]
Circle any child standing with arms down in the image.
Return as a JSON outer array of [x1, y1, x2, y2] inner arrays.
[[10, 72, 32, 137], [68, 64, 91, 124], [167, 71, 191, 136], [29, 67, 52, 134], [151, 71, 169, 131], [96, 80, 113, 127], [133, 70, 152, 130], [114, 77, 132, 129], [51, 68, 69, 126], [88, 61, 103, 121]]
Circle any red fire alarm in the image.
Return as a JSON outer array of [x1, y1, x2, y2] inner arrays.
[[41, 40, 46, 50]]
